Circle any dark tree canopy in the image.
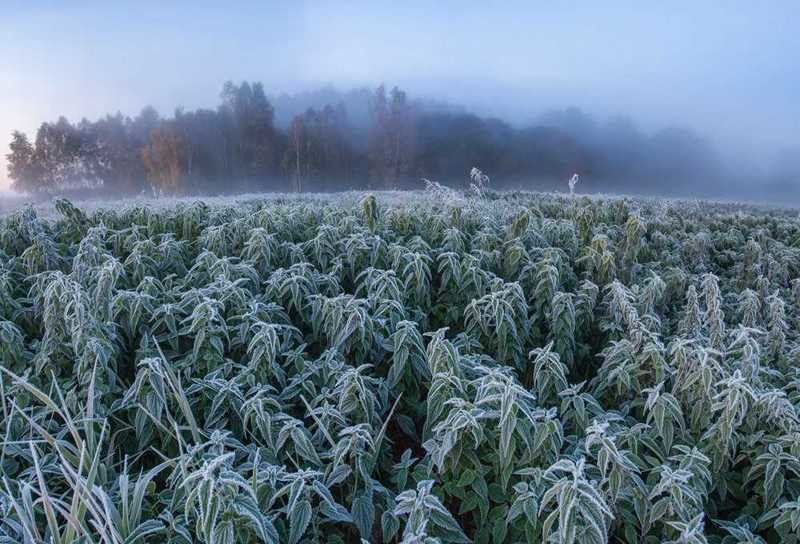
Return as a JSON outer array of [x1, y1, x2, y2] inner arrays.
[[6, 80, 767, 200]]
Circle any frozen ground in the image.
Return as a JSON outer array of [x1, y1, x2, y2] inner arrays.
[[1, 187, 797, 218]]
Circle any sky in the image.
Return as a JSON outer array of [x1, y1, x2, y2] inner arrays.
[[1, 0, 798, 189]]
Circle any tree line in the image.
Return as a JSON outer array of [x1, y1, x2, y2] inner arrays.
[[6, 81, 751, 197]]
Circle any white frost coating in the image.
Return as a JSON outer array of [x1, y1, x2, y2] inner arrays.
[[568, 173, 579, 197], [469, 167, 490, 198]]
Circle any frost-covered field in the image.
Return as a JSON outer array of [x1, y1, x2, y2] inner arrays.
[[1, 190, 799, 543], [2, 188, 796, 218]]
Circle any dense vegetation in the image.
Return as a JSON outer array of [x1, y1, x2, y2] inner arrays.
[[0, 189, 799, 543], [9, 81, 766, 200]]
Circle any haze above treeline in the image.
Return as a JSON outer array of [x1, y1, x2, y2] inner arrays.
[[5, 81, 798, 202], [3, 3, 798, 201]]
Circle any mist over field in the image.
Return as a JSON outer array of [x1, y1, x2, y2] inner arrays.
[[1, 2, 797, 201]]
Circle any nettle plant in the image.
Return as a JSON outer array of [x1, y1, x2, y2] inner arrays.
[[0, 189, 799, 543]]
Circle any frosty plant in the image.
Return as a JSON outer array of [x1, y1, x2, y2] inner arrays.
[[568, 173, 580, 196], [469, 166, 490, 196], [1, 192, 799, 543]]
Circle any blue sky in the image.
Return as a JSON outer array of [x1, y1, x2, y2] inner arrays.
[[1, 1, 798, 188]]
